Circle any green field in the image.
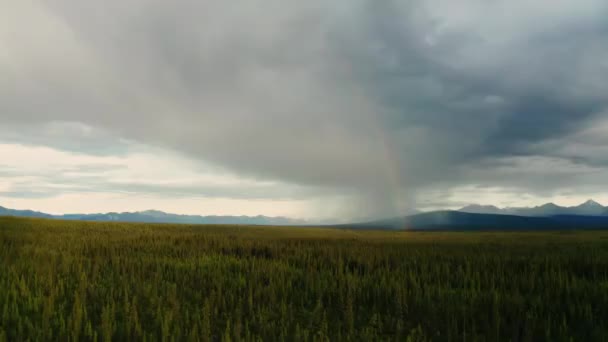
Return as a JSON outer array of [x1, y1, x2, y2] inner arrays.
[[1, 216, 608, 341]]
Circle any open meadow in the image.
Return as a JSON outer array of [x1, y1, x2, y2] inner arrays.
[[1, 216, 608, 341]]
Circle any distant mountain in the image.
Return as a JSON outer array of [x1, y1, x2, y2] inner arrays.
[[0, 205, 53, 219], [570, 200, 606, 216], [62, 211, 305, 225], [341, 211, 608, 231], [0, 205, 306, 226], [5, 200, 608, 231], [459, 200, 608, 217]]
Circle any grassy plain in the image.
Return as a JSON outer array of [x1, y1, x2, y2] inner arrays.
[[1, 216, 608, 341]]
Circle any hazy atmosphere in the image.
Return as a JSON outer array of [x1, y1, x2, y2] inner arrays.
[[2, 0, 608, 220]]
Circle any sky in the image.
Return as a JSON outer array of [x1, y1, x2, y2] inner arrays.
[[1, 0, 608, 220]]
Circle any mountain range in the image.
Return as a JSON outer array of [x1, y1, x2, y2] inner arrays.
[[0, 206, 306, 226], [459, 199, 608, 216], [336, 200, 608, 231], [2, 200, 608, 230]]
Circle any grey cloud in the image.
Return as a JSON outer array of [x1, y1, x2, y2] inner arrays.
[[2, 0, 608, 217], [0, 191, 59, 199], [0, 164, 332, 201], [103, 182, 333, 201], [0, 182, 326, 201], [0, 122, 133, 156]]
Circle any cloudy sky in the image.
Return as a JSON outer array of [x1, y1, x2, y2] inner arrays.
[[1, 0, 608, 220]]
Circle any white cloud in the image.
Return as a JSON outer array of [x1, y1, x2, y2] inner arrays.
[[0, 142, 338, 217]]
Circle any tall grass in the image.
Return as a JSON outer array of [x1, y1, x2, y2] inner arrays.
[[1, 216, 608, 341]]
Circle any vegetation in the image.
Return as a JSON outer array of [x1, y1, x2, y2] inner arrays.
[[1, 216, 608, 341]]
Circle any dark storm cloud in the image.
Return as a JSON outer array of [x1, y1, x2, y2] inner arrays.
[[1, 0, 608, 216], [356, 1, 608, 158], [349, 1, 608, 202]]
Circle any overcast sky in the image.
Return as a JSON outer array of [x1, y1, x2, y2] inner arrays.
[[1, 0, 608, 220]]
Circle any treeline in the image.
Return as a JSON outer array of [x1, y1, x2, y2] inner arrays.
[[1, 216, 608, 341]]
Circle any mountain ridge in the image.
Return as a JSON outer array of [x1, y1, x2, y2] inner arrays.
[[3, 199, 608, 230], [0, 205, 307, 226], [459, 200, 608, 217]]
